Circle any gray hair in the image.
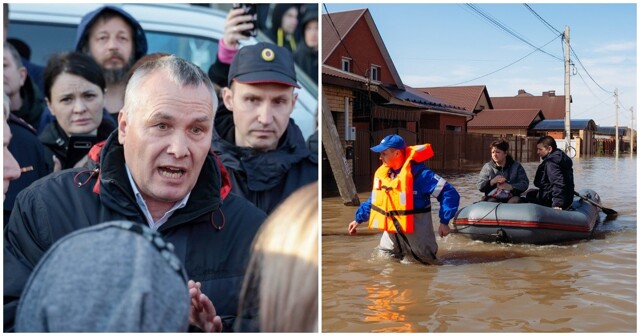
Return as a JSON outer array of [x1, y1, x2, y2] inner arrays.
[[123, 55, 217, 117], [3, 42, 24, 68]]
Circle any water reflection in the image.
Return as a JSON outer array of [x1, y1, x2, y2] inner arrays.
[[322, 156, 636, 332]]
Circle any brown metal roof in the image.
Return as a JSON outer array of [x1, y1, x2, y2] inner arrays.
[[468, 109, 544, 128], [492, 92, 566, 119], [417, 85, 490, 112], [322, 64, 368, 83], [321, 9, 367, 63]]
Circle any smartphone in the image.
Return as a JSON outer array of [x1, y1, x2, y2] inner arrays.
[[232, 3, 258, 37], [65, 136, 98, 169]]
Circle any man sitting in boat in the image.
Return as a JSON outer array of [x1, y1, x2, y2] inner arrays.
[[525, 136, 575, 210], [477, 139, 529, 203], [346, 134, 460, 265]]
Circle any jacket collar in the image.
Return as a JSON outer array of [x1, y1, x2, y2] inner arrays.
[[88, 131, 229, 230]]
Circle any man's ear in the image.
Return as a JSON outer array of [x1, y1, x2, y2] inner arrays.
[[45, 98, 54, 117], [117, 111, 127, 145], [222, 87, 233, 111]]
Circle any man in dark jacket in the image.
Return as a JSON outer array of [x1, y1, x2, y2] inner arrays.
[[525, 136, 575, 210], [4, 56, 266, 332], [75, 5, 147, 118], [216, 42, 317, 214]]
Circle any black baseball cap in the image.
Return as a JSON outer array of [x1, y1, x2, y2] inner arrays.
[[228, 42, 300, 88]]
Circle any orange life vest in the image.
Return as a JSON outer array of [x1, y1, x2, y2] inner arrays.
[[368, 144, 434, 234]]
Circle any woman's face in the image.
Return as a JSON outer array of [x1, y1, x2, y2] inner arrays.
[[491, 146, 507, 165], [46, 72, 104, 136]]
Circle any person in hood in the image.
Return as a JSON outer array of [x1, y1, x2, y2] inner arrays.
[[267, 4, 299, 53], [477, 139, 529, 203], [4, 55, 266, 332], [525, 136, 575, 210], [15, 221, 190, 332], [293, 5, 318, 83], [3, 42, 45, 132], [75, 5, 147, 119], [216, 42, 317, 214]]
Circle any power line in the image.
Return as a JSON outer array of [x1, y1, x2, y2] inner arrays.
[[465, 3, 563, 62], [570, 46, 614, 95], [322, 4, 366, 77], [523, 4, 562, 36], [446, 33, 562, 86]]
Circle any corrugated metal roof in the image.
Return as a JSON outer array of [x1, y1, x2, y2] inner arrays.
[[383, 84, 472, 116], [322, 64, 368, 83], [417, 86, 490, 112], [595, 126, 628, 135], [532, 119, 596, 131], [468, 109, 543, 128], [321, 9, 367, 63], [492, 93, 567, 120]]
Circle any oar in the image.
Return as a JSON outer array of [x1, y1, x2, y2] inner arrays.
[[574, 191, 617, 216]]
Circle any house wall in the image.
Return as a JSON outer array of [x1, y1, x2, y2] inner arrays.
[[324, 18, 394, 84], [324, 84, 354, 144], [439, 114, 467, 131]]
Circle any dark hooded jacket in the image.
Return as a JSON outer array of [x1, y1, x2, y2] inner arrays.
[[213, 107, 317, 214], [4, 131, 266, 332], [293, 8, 318, 83], [477, 154, 529, 196], [38, 112, 116, 169], [267, 4, 299, 53], [4, 113, 51, 225], [10, 74, 45, 132], [534, 148, 575, 209], [74, 5, 148, 61]]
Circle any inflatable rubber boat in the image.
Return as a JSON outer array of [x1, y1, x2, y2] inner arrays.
[[452, 189, 601, 244]]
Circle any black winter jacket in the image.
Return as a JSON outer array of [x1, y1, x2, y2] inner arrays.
[[212, 107, 317, 214], [38, 114, 116, 169], [533, 148, 575, 208], [4, 131, 266, 332]]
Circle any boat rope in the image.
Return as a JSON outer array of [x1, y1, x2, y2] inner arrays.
[[454, 202, 502, 233]]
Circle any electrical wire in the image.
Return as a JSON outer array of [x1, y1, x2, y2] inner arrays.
[[570, 46, 614, 95], [446, 33, 562, 86], [523, 3, 562, 35], [322, 4, 366, 77], [465, 3, 563, 62]]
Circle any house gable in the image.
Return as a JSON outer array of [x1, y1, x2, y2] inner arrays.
[[322, 8, 404, 89]]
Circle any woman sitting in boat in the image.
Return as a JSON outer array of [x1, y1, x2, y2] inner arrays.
[[477, 139, 529, 203]]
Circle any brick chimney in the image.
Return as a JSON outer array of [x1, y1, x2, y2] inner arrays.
[[517, 89, 527, 95], [542, 90, 556, 97]]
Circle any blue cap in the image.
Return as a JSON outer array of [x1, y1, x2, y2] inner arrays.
[[370, 134, 406, 152]]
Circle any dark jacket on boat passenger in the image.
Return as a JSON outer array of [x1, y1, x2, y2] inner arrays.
[[533, 148, 574, 209]]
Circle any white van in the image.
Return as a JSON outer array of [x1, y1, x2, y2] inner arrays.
[[7, 3, 318, 141]]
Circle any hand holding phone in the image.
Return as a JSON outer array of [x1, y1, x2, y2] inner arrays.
[[231, 3, 257, 37], [65, 136, 97, 169]]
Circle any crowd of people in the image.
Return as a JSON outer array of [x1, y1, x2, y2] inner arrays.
[[3, 3, 317, 333]]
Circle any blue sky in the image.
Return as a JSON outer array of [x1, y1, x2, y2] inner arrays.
[[323, 2, 637, 128]]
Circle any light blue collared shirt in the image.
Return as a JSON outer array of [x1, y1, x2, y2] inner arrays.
[[125, 165, 190, 231]]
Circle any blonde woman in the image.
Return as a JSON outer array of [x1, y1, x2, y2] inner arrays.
[[235, 182, 318, 332]]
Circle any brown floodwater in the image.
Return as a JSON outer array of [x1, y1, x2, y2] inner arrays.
[[321, 155, 637, 332]]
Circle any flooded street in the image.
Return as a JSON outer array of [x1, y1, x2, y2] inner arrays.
[[322, 156, 636, 332]]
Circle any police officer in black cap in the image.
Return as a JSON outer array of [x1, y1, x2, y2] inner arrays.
[[213, 42, 317, 214]]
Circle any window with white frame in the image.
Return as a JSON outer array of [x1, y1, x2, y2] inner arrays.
[[370, 64, 380, 81], [342, 57, 351, 72]]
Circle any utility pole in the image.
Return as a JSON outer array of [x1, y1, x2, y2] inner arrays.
[[631, 106, 634, 156], [563, 26, 571, 151], [615, 88, 619, 157]]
